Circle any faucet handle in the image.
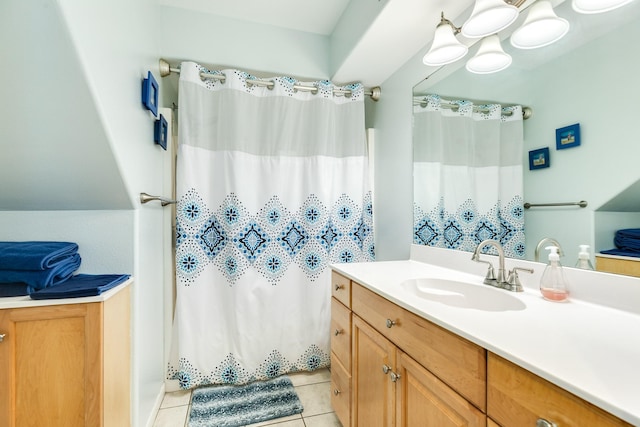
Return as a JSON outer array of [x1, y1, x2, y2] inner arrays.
[[483, 263, 498, 286], [473, 257, 497, 285], [505, 267, 534, 292]]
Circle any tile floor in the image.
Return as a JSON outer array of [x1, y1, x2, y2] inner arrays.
[[153, 368, 341, 427]]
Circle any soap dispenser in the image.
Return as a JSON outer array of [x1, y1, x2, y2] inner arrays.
[[540, 246, 569, 302], [575, 244, 595, 270]]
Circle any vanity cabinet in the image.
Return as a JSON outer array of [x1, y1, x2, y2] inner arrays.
[[0, 284, 131, 427], [330, 270, 632, 427], [487, 353, 632, 427], [333, 271, 486, 426]]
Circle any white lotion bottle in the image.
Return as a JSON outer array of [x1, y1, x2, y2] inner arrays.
[[540, 246, 569, 302], [575, 244, 595, 270]]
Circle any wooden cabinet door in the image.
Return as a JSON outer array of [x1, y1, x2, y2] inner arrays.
[[0, 303, 102, 427], [395, 351, 486, 427], [352, 314, 396, 427]]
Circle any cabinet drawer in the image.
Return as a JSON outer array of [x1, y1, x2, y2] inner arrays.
[[330, 352, 351, 427], [352, 282, 486, 411], [487, 353, 632, 427], [331, 271, 351, 308], [331, 298, 351, 372]]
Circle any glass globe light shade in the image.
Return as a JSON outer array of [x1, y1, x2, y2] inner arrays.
[[462, 0, 519, 38], [423, 22, 469, 66], [466, 35, 512, 74], [510, 0, 570, 49]]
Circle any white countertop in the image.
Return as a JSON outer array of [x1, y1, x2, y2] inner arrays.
[[0, 278, 133, 309], [332, 245, 640, 425]]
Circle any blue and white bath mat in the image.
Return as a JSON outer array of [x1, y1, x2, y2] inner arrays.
[[188, 376, 304, 427]]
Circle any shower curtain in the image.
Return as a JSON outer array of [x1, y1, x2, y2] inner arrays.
[[413, 94, 525, 258], [168, 62, 374, 389]]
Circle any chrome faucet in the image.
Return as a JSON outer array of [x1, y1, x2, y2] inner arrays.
[[472, 239, 533, 292], [535, 237, 564, 262], [472, 239, 507, 285]]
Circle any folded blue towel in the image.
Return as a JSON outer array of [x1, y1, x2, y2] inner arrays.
[[30, 274, 130, 300], [0, 254, 81, 289], [614, 228, 640, 253], [0, 241, 79, 271], [0, 283, 31, 297], [616, 228, 640, 239], [600, 249, 640, 258]]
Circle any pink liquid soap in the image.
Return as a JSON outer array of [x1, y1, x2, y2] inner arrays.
[[541, 288, 569, 302]]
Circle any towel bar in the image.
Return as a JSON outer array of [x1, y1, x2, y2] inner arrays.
[[524, 200, 587, 209], [139, 192, 176, 206]]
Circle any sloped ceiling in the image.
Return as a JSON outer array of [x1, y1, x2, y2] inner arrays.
[[0, 0, 130, 210], [158, 0, 476, 87]]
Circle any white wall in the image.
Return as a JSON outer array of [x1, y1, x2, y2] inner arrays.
[[55, 1, 168, 425], [159, 6, 331, 82], [0, 0, 129, 210]]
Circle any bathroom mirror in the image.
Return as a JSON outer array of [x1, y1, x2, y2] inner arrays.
[[412, 0, 640, 266]]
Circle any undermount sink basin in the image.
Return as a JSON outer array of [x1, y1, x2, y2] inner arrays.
[[400, 278, 526, 312]]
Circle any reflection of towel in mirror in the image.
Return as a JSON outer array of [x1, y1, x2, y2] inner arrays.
[[600, 249, 640, 258], [30, 274, 130, 300], [0, 241, 79, 270], [614, 228, 640, 253], [0, 254, 81, 289]]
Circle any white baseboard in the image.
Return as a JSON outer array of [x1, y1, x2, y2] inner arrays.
[[145, 383, 166, 427]]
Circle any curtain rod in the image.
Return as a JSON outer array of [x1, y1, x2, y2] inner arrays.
[[413, 96, 533, 120], [159, 59, 380, 102]]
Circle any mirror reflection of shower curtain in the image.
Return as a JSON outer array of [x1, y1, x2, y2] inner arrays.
[[413, 94, 525, 258], [167, 62, 374, 389]]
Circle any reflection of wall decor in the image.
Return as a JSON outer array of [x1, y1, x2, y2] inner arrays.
[[529, 147, 550, 170], [154, 114, 168, 150], [142, 71, 159, 117], [556, 123, 580, 150]]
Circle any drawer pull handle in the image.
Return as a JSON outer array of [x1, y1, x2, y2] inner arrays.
[[334, 284, 344, 291], [386, 319, 396, 328], [390, 372, 401, 382], [334, 329, 343, 336], [536, 419, 557, 427], [333, 389, 341, 396], [382, 364, 391, 374], [0, 333, 5, 343]]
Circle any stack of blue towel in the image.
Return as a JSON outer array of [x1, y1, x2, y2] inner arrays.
[[0, 241, 130, 299], [0, 241, 81, 296], [601, 228, 640, 258]]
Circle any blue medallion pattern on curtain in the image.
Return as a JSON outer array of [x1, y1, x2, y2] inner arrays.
[[175, 190, 374, 286], [413, 196, 525, 258], [167, 62, 373, 389]]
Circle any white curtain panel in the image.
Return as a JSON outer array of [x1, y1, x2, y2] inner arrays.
[[168, 62, 374, 389], [413, 94, 525, 258]]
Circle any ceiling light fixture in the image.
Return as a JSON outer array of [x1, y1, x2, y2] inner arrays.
[[510, 0, 570, 49], [572, 0, 635, 14], [462, 0, 519, 38], [423, 12, 469, 66], [466, 35, 512, 74]]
